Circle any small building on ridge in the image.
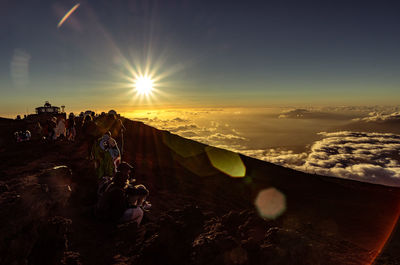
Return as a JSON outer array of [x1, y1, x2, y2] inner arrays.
[[35, 101, 60, 114]]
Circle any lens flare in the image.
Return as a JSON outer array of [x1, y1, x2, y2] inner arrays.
[[255, 187, 286, 220], [57, 3, 80, 28], [206, 146, 246, 178]]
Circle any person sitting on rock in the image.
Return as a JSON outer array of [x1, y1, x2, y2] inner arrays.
[[117, 161, 135, 184], [97, 161, 133, 198], [119, 184, 151, 225], [95, 163, 135, 222]]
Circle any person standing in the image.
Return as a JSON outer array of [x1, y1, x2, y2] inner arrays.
[[66, 113, 76, 141], [109, 118, 126, 156]]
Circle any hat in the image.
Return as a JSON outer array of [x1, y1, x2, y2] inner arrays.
[[118, 161, 133, 172]]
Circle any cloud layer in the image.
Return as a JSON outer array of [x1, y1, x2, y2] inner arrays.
[[136, 113, 248, 152], [245, 131, 400, 187], [132, 108, 400, 187], [302, 132, 400, 185], [353, 111, 400, 123]]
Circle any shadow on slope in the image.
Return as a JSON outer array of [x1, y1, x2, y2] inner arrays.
[[0, 117, 400, 264]]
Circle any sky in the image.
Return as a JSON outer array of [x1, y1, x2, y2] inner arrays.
[[1, 0, 400, 117]]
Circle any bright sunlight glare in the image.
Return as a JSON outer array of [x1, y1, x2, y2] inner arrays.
[[134, 76, 154, 95]]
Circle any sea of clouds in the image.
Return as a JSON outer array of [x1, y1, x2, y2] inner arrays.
[[131, 106, 400, 187], [242, 131, 400, 187]]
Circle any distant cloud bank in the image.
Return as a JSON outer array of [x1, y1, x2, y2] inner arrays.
[[353, 111, 400, 123], [133, 108, 400, 187], [135, 113, 248, 152], [278, 108, 354, 120]]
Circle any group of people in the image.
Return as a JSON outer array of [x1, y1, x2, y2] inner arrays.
[[16, 111, 150, 226], [14, 130, 31, 142], [95, 161, 151, 226], [14, 113, 77, 143], [40, 113, 77, 141], [80, 113, 151, 226]]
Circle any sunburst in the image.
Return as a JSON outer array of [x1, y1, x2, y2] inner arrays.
[[134, 75, 154, 95]]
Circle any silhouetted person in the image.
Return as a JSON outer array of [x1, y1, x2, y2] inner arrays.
[[33, 122, 42, 140], [47, 117, 57, 140], [97, 161, 134, 197], [92, 132, 118, 179], [117, 162, 134, 182], [81, 115, 101, 158], [109, 119, 126, 155], [66, 113, 76, 141], [96, 113, 116, 135], [96, 182, 150, 225], [120, 184, 150, 225], [95, 162, 136, 222], [108, 118, 123, 137], [54, 116, 66, 140]]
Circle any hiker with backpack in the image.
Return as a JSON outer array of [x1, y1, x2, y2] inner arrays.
[[109, 118, 126, 155], [107, 137, 121, 170], [91, 132, 116, 179]]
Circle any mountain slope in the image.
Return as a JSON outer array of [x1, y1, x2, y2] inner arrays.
[[0, 116, 399, 264]]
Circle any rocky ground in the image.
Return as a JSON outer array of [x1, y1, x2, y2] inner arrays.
[[1, 117, 400, 265]]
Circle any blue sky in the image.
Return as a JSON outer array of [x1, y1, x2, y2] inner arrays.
[[1, 0, 400, 116]]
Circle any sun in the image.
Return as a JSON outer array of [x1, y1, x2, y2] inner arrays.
[[134, 75, 154, 95]]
